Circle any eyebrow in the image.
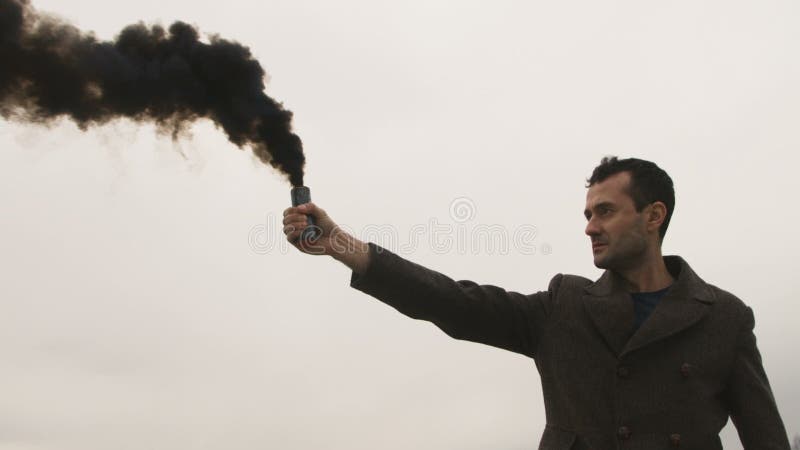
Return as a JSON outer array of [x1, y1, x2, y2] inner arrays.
[[584, 201, 615, 218]]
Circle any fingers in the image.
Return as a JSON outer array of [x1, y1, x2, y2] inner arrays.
[[283, 203, 329, 246], [283, 222, 307, 239], [283, 202, 327, 221], [283, 221, 305, 232], [296, 202, 327, 219], [282, 213, 307, 226], [284, 226, 304, 243]]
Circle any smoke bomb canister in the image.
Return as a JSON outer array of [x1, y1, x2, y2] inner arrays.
[[290, 186, 321, 241]]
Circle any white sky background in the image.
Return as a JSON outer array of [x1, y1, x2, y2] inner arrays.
[[1, 0, 799, 448]]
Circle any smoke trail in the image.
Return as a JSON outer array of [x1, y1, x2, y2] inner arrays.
[[0, 0, 306, 185]]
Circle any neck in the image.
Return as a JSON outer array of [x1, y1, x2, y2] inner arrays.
[[616, 246, 674, 293]]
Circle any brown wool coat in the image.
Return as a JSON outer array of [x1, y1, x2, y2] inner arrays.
[[350, 243, 790, 450]]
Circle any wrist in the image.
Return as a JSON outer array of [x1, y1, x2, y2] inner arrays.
[[331, 231, 371, 274]]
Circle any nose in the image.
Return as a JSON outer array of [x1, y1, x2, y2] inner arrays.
[[585, 217, 600, 237]]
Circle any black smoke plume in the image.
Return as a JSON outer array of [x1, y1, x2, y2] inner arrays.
[[0, 0, 306, 185]]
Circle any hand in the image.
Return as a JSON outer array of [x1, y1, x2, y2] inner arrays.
[[282, 203, 371, 273], [282, 202, 339, 255]]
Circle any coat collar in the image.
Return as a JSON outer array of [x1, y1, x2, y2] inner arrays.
[[583, 255, 715, 357]]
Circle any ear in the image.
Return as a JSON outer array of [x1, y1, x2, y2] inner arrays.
[[646, 202, 667, 232]]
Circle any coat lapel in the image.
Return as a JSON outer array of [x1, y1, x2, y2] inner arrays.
[[583, 256, 716, 357], [583, 270, 635, 356], [621, 256, 715, 356]]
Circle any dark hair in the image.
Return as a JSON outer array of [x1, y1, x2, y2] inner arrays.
[[586, 156, 675, 241]]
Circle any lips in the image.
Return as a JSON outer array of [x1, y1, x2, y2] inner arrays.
[[592, 243, 607, 251]]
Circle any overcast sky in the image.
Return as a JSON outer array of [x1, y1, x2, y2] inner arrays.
[[1, 0, 799, 448]]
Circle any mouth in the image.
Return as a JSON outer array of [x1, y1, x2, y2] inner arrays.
[[592, 243, 607, 252]]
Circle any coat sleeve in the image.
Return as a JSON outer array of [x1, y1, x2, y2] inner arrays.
[[349, 242, 561, 358], [724, 306, 791, 450]]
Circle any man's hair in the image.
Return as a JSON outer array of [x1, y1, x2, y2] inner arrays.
[[586, 156, 675, 241]]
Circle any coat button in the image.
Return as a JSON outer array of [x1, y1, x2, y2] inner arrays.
[[617, 426, 631, 440], [680, 363, 691, 377], [670, 433, 681, 446], [617, 366, 630, 378]]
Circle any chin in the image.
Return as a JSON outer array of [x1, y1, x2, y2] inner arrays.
[[592, 249, 610, 268], [592, 255, 608, 269], [593, 251, 621, 270]]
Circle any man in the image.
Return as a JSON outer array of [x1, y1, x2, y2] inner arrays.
[[282, 157, 790, 449]]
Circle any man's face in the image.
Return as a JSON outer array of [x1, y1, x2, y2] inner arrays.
[[584, 171, 650, 271]]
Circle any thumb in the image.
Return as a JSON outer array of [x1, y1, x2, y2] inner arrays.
[[300, 202, 327, 220]]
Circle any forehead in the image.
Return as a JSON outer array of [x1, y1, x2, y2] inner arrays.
[[585, 171, 635, 209]]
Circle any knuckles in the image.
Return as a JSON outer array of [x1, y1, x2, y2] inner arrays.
[[282, 215, 308, 226]]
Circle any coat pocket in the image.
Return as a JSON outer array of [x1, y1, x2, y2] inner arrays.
[[538, 425, 577, 450]]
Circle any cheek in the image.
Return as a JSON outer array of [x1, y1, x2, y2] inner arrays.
[[617, 226, 648, 250], [605, 220, 627, 237], [609, 220, 645, 243]]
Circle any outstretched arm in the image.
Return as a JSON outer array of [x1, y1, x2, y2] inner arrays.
[[349, 242, 560, 357], [282, 202, 558, 357]]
